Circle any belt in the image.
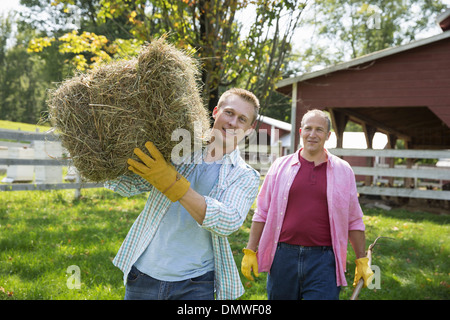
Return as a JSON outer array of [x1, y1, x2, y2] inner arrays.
[[278, 242, 332, 251]]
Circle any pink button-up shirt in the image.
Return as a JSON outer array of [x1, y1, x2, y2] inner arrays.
[[253, 149, 365, 286]]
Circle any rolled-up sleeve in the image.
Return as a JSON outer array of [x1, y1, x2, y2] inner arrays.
[[201, 169, 259, 237], [104, 174, 153, 197]]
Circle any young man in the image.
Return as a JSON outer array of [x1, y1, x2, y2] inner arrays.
[[105, 88, 260, 300], [241, 109, 373, 300]]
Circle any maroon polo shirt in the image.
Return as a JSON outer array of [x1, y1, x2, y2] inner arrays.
[[279, 153, 332, 246]]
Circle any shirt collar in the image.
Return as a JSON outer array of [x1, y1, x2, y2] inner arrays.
[[224, 146, 240, 166], [199, 145, 240, 167], [290, 148, 335, 168]]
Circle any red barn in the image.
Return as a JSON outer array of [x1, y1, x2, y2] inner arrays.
[[276, 15, 450, 153]]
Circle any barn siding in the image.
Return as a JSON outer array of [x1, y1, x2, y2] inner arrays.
[[298, 40, 450, 110], [290, 37, 450, 148]]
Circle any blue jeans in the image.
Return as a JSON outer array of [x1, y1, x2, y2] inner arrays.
[[124, 265, 215, 300], [267, 243, 341, 300]]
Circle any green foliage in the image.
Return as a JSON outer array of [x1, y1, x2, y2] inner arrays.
[[1, 0, 447, 124], [24, 0, 307, 113], [0, 15, 57, 123], [296, 0, 447, 72]]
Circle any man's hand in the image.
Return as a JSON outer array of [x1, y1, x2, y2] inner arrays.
[[127, 141, 190, 202], [353, 257, 374, 288], [241, 248, 259, 281]]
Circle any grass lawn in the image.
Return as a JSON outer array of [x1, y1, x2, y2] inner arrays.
[[0, 120, 50, 133], [0, 187, 449, 300]]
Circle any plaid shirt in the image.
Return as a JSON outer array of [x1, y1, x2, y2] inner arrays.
[[104, 147, 260, 300]]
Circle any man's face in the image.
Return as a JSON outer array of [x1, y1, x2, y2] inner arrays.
[[211, 94, 254, 150], [300, 114, 331, 156]]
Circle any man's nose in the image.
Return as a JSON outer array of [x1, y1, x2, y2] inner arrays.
[[228, 116, 238, 127]]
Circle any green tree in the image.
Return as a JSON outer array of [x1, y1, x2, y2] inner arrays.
[[0, 24, 51, 122], [0, 13, 13, 119], [0, 7, 71, 123], [28, 0, 307, 115], [297, 0, 446, 71]]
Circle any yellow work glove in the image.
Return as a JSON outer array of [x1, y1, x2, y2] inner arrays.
[[127, 141, 190, 202], [353, 257, 374, 288], [241, 248, 259, 281]]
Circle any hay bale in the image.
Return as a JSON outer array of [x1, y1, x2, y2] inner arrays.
[[47, 37, 210, 182]]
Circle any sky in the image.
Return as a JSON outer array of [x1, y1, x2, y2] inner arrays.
[[0, 0, 21, 14]]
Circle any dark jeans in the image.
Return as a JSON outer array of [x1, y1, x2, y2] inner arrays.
[[124, 265, 215, 300], [267, 242, 341, 300]]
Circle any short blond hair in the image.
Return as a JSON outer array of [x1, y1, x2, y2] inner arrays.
[[217, 88, 260, 124]]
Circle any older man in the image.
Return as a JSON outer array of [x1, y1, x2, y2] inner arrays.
[[241, 109, 373, 300]]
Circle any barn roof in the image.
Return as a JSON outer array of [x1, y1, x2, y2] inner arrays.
[[277, 31, 450, 89], [276, 27, 450, 151], [256, 114, 292, 131]]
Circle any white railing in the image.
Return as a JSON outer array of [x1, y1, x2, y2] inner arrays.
[[328, 148, 450, 201], [241, 143, 282, 175], [4, 127, 448, 201], [0, 129, 102, 193]]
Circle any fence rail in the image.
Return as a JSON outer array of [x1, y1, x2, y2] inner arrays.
[[328, 148, 450, 159], [328, 148, 450, 201], [241, 143, 281, 174], [351, 166, 450, 181], [0, 158, 71, 166], [3, 127, 450, 202], [0, 128, 58, 141], [0, 182, 103, 192], [1, 129, 101, 194], [356, 186, 450, 200]]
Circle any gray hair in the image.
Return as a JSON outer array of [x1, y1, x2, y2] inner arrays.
[[301, 109, 331, 133]]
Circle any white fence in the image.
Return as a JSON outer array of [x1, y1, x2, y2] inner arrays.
[[241, 143, 281, 175], [3, 128, 450, 202], [1, 128, 280, 190], [328, 148, 450, 201], [0, 129, 102, 193]]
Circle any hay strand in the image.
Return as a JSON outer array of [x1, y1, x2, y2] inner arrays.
[[47, 37, 210, 182]]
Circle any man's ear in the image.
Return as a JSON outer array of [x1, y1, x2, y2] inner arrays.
[[212, 106, 219, 119]]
